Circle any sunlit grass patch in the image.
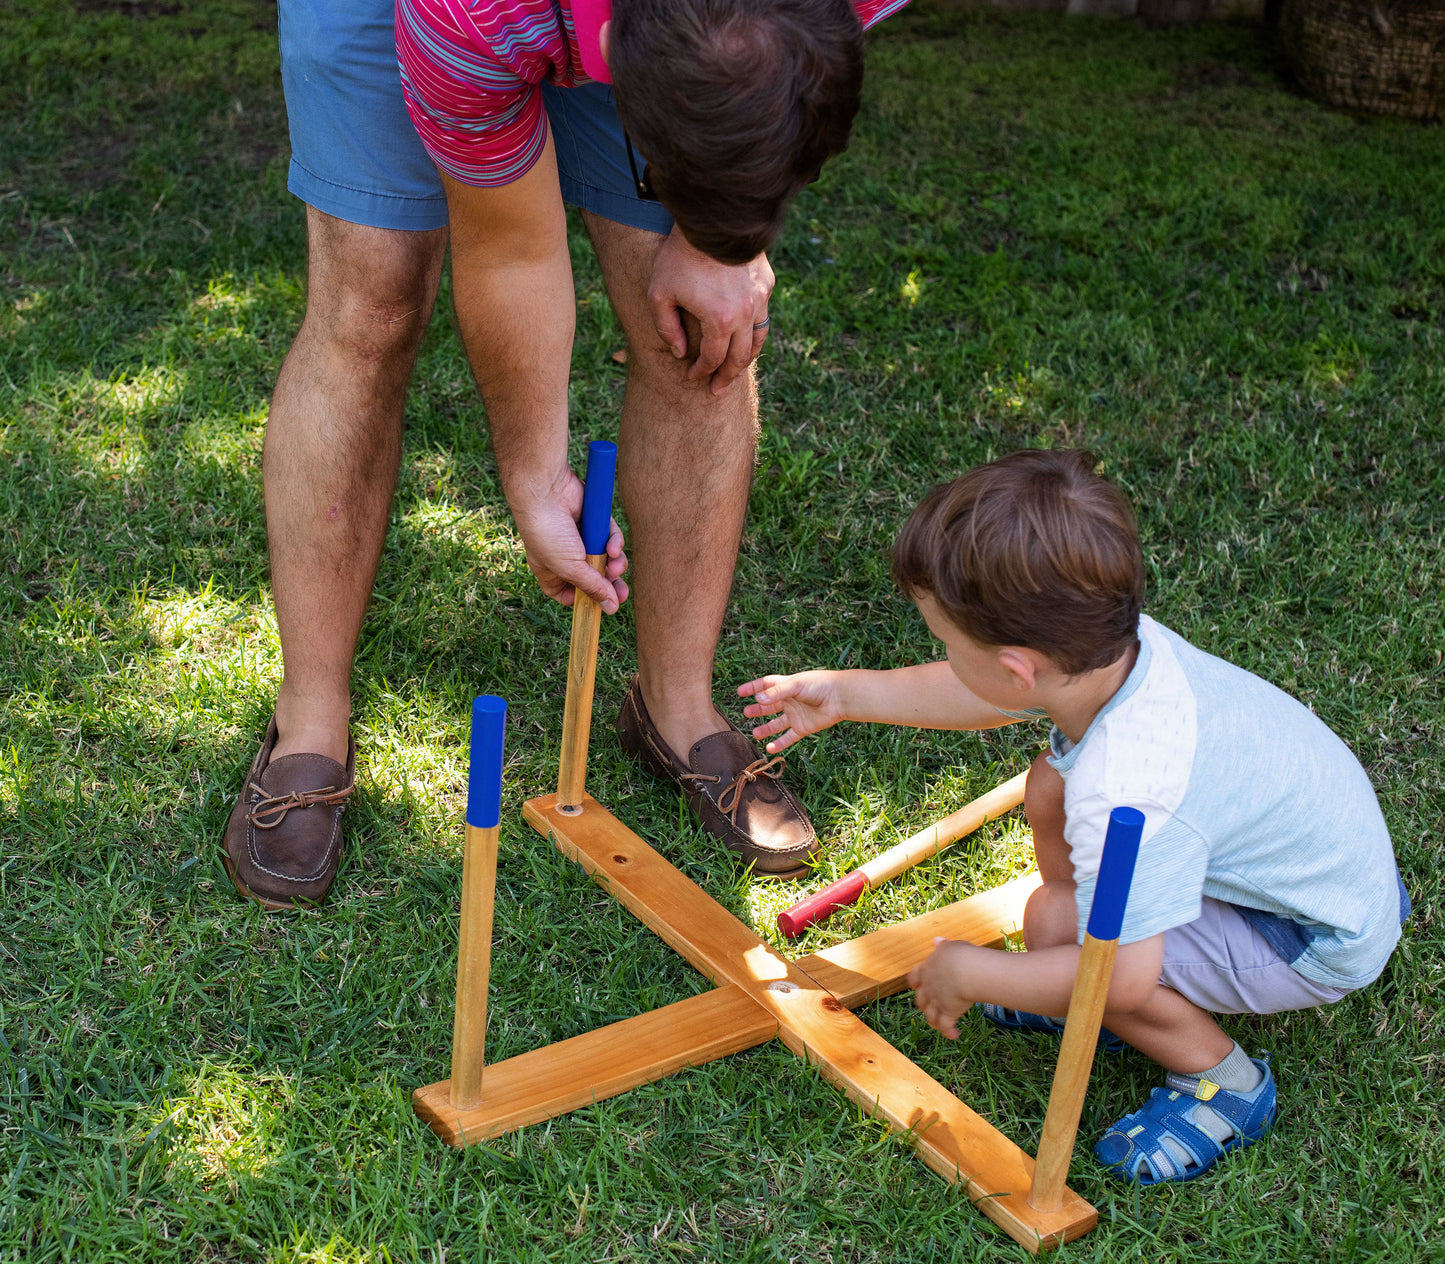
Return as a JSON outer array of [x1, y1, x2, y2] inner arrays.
[[146, 1066, 293, 1188]]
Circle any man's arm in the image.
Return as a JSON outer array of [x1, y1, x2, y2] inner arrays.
[[440, 146, 627, 613]]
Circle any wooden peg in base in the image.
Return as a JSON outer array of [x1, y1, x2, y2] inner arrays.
[[556, 440, 617, 813], [1028, 805, 1144, 1213], [449, 694, 508, 1111]]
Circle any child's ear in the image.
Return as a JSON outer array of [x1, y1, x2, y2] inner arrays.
[[599, 20, 610, 66], [997, 647, 1039, 691]]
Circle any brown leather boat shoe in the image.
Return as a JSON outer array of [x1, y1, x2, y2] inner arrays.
[[616, 676, 818, 879], [222, 717, 355, 910]]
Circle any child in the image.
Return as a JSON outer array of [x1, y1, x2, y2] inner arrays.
[[738, 449, 1409, 1185]]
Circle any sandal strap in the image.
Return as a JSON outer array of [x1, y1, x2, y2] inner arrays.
[[1102, 1087, 1225, 1181], [1189, 1076, 1273, 1135]]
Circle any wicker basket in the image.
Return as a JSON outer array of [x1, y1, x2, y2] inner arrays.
[[1281, 1, 1445, 120]]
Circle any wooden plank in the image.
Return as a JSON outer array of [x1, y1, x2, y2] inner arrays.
[[794, 872, 1042, 1007], [414, 985, 777, 1146], [524, 794, 775, 986], [419, 869, 1038, 1145], [766, 980, 1097, 1251], [525, 796, 1094, 1252]]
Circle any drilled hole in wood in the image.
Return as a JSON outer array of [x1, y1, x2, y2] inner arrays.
[[556, 803, 582, 817]]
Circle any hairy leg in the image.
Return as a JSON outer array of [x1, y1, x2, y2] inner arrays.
[[265, 208, 448, 763], [582, 212, 758, 754]]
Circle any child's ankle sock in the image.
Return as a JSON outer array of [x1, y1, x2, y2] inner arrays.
[[1164, 1041, 1263, 1147], [1167, 1041, 1262, 1097]]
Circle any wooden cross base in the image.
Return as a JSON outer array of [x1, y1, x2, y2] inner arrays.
[[413, 794, 1097, 1253]]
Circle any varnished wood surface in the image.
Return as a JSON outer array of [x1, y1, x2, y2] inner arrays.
[[555, 553, 608, 808], [520, 794, 1095, 1252], [416, 985, 776, 1145], [449, 821, 498, 1109], [1029, 932, 1118, 1213]]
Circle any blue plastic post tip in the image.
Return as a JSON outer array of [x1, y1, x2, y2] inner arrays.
[[466, 695, 508, 829], [578, 440, 618, 557], [1085, 805, 1145, 942]]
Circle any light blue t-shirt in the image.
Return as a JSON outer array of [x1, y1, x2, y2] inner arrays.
[[1038, 615, 1404, 990]]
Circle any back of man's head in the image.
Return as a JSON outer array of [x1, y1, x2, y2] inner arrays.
[[891, 450, 1146, 676], [611, 0, 864, 264]]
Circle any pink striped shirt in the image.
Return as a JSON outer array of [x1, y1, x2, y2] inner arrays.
[[397, 0, 910, 188]]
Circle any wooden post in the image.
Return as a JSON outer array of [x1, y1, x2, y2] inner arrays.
[[1028, 805, 1144, 1213], [450, 694, 508, 1110], [778, 771, 1029, 938], [556, 441, 617, 812]]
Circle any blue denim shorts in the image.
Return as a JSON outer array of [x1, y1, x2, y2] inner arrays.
[[278, 0, 674, 236]]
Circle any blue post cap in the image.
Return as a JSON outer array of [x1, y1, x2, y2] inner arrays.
[[466, 695, 508, 829], [1085, 806, 1145, 941], [578, 440, 618, 557]]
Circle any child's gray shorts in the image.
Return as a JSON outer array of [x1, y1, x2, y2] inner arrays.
[[1160, 897, 1354, 1015]]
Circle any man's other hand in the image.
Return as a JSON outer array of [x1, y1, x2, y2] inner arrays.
[[648, 227, 774, 394]]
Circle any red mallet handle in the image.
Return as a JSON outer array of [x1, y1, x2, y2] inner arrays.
[[776, 770, 1029, 939], [776, 870, 868, 938]]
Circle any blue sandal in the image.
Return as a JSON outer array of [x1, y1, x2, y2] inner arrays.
[[976, 1003, 1129, 1054], [1093, 1056, 1277, 1185]]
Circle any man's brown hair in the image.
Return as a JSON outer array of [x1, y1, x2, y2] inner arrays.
[[610, 0, 864, 265], [891, 450, 1145, 675]]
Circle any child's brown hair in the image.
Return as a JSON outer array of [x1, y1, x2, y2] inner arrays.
[[891, 450, 1144, 675]]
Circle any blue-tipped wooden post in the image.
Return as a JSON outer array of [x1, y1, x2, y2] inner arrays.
[[450, 694, 508, 1110], [557, 441, 617, 813], [1028, 805, 1145, 1212]]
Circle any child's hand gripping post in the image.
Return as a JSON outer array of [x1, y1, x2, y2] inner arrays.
[[451, 694, 508, 1111], [557, 440, 618, 814], [1028, 805, 1144, 1213]]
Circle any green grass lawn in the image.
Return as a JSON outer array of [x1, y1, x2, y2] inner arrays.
[[3, 2, 1442, 1260]]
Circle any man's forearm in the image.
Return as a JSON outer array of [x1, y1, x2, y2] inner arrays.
[[441, 162, 574, 513]]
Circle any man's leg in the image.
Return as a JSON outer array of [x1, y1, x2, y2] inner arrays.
[[266, 210, 447, 764], [583, 213, 814, 875], [581, 214, 755, 757], [223, 209, 446, 910]]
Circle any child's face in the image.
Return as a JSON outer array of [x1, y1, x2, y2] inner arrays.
[[916, 595, 1026, 707]]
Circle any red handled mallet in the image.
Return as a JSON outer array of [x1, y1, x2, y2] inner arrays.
[[777, 769, 1029, 939]]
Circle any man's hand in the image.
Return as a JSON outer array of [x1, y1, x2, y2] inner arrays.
[[511, 468, 629, 615], [907, 938, 986, 1040], [648, 226, 774, 394], [737, 670, 847, 753]]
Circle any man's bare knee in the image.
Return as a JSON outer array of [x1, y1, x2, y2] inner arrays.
[[625, 340, 758, 420], [303, 210, 447, 368]]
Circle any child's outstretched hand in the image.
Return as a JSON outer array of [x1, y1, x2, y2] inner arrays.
[[736, 671, 846, 754], [907, 938, 978, 1040]]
